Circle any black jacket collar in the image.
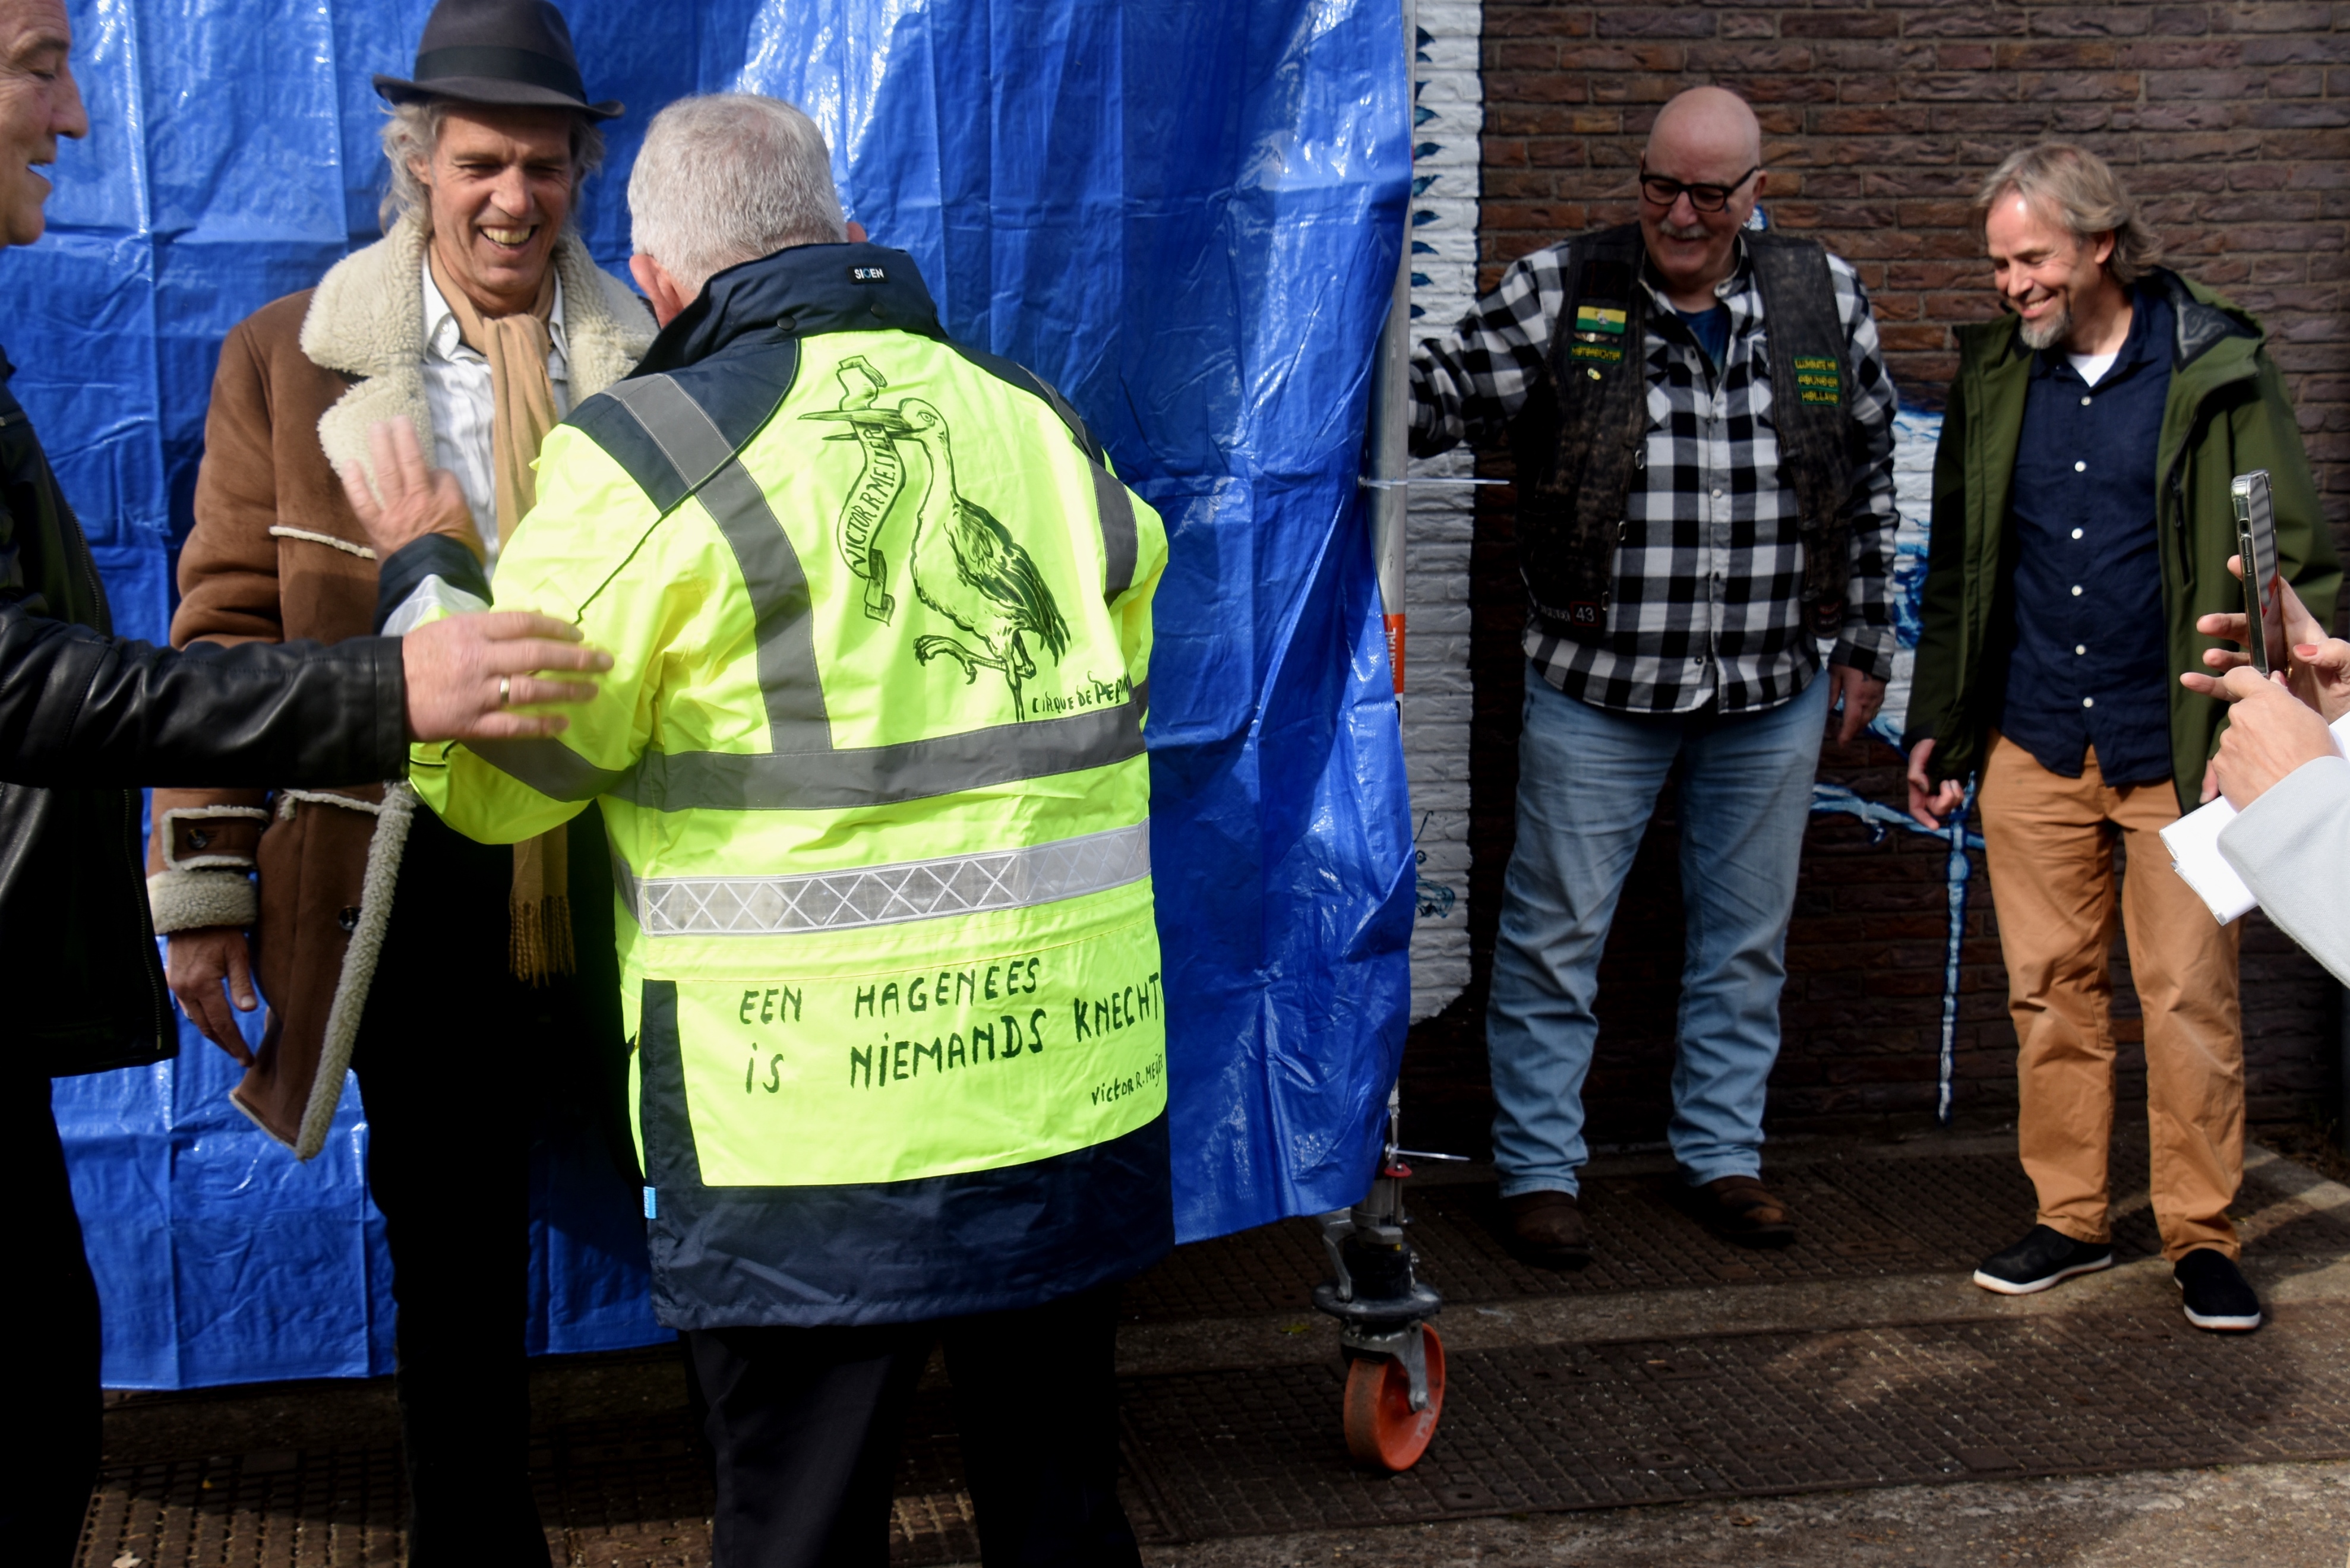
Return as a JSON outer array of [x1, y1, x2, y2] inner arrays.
[[635, 242, 943, 375], [2145, 267, 2257, 369]]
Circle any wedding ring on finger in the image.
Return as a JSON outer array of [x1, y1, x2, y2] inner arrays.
[[499, 675, 512, 707]]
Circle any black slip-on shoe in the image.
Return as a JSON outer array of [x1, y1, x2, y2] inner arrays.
[[2175, 1248, 2263, 1332], [1972, 1224, 2114, 1295]]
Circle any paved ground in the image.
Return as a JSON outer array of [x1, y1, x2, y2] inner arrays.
[[82, 1131, 2350, 1567], [1145, 1463, 2350, 1568]]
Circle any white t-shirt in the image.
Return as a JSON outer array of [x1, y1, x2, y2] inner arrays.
[[2066, 348, 2119, 387]]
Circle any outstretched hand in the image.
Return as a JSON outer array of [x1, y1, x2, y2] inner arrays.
[[340, 416, 483, 562], [402, 612, 611, 741], [2182, 553, 2349, 722]]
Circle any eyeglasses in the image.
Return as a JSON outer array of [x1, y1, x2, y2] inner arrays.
[[1638, 165, 1760, 214]]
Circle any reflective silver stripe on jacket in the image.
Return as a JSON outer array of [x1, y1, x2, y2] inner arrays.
[[470, 687, 1146, 811], [632, 820, 1151, 935], [1092, 460, 1138, 600]]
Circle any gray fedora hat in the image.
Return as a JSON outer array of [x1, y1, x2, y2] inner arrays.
[[373, 0, 621, 121]]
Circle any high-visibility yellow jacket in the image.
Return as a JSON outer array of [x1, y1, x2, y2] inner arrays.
[[406, 244, 1171, 1326]]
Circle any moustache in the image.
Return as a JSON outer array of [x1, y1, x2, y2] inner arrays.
[[1657, 221, 1710, 241]]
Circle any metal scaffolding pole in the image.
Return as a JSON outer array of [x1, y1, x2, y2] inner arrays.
[[1363, 0, 1417, 698]]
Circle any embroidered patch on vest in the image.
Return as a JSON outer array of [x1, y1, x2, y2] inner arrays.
[[1793, 355, 1842, 405], [1562, 600, 1604, 628], [1571, 257, 1632, 368]]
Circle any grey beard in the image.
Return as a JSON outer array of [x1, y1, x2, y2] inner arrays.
[[2017, 298, 2071, 350]]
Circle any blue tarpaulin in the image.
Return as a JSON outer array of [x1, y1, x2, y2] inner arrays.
[[4, 0, 1415, 1387]]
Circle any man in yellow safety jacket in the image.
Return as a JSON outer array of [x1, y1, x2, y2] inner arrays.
[[352, 94, 1170, 1568]]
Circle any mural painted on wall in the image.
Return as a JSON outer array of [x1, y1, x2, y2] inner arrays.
[[1400, 1, 1482, 1023]]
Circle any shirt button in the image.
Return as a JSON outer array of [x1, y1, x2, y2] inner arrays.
[[2074, 460, 2087, 473], [2071, 585, 2083, 596], [2082, 697, 2095, 708], [2081, 396, 2092, 407], [2074, 643, 2087, 655], [2071, 528, 2083, 540], [1711, 489, 1723, 501]]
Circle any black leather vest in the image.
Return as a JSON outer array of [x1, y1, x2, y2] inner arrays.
[[1509, 225, 1859, 641]]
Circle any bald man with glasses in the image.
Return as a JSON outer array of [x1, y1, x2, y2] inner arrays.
[[1409, 86, 1900, 1266]]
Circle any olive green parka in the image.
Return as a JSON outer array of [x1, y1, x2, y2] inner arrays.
[[1904, 269, 2340, 815]]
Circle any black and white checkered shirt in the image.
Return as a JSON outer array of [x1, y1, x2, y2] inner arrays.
[[1410, 236, 1899, 715]]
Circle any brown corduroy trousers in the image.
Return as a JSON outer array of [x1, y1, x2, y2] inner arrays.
[[1978, 735, 2245, 1262]]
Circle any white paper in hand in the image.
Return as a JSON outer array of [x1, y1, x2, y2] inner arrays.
[[2162, 709, 2350, 924]]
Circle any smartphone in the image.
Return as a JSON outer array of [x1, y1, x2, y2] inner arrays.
[[2230, 470, 2287, 678]]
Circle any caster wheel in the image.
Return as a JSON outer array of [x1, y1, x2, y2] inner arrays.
[[1341, 1324, 1446, 1471]]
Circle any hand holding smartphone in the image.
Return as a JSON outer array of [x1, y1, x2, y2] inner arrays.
[[2229, 470, 2288, 677]]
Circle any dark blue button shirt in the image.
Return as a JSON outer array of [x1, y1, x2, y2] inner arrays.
[[1997, 287, 2174, 786]]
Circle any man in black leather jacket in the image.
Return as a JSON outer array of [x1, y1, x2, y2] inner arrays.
[[2, 2, 608, 1556]]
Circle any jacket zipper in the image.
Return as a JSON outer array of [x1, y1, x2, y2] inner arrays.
[[70, 504, 171, 1051], [125, 783, 170, 1051]]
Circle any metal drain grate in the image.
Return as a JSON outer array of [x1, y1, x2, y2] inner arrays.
[[81, 1447, 406, 1567], [1120, 1166, 2007, 1321], [1120, 1147, 2350, 1322], [1117, 1301, 2350, 1539], [81, 1142, 2350, 1566], [81, 1398, 983, 1568], [83, 1306, 2350, 1564]]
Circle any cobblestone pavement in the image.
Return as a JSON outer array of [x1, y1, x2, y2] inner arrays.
[[81, 1134, 2350, 1567]]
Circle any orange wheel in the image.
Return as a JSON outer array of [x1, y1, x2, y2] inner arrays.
[[1340, 1324, 1446, 1471]]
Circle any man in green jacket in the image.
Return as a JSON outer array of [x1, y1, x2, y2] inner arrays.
[[1903, 143, 2339, 1334]]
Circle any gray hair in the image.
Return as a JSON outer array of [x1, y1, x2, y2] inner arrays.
[[628, 94, 846, 298], [1972, 141, 2162, 285], [377, 99, 606, 233]]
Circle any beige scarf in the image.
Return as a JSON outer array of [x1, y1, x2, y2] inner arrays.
[[429, 246, 573, 985]]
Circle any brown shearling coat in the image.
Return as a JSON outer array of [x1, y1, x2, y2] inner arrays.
[[149, 214, 653, 1156]]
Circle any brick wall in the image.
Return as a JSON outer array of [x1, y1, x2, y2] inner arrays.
[[1401, 0, 2348, 1153], [1476, 0, 2348, 472]]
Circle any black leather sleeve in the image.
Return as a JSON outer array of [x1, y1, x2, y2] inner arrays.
[[0, 600, 409, 788]]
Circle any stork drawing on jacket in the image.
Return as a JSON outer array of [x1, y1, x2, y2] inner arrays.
[[804, 358, 1071, 719]]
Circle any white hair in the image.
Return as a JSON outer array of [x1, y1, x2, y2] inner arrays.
[[628, 93, 847, 298], [378, 100, 604, 233]]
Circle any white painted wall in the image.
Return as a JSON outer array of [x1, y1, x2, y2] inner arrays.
[[1400, 0, 1483, 1022]]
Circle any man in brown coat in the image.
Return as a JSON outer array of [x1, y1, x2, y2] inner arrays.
[[146, 2, 652, 1558]]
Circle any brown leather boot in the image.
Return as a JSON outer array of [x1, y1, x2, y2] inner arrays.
[[1503, 1189, 1592, 1270], [1681, 1175, 1796, 1248]]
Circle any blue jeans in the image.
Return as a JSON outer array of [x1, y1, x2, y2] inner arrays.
[[1487, 666, 1830, 1196]]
